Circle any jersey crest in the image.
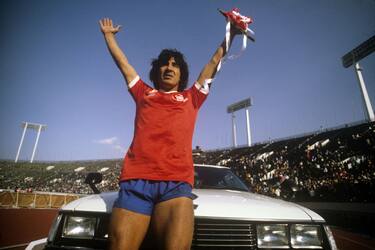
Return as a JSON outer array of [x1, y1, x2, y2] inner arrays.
[[173, 94, 188, 102]]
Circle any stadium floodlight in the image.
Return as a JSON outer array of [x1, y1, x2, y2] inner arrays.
[[227, 98, 253, 147], [342, 35, 375, 122], [227, 98, 252, 113], [342, 35, 375, 68], [15, 122, 47, 163]]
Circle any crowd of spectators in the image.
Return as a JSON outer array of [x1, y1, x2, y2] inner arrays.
[[0, 160, 121, 194], [1, 121, 374, 202], [194, 121, 375, 202]]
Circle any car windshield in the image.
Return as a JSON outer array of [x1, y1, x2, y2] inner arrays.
[[194, 166, 249, 192]]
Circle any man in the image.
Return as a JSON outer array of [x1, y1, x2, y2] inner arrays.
[[99, 18, 239, 250]]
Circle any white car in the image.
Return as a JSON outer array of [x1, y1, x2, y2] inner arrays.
[[30, 164, 337, 249]]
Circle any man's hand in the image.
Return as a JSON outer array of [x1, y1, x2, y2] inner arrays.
[[99, 17, 137, 86], [229, 22, 243, 36], [99, 18, 121, 35]]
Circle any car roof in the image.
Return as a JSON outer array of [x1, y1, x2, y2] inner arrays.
[[194, 164, 230, 169]]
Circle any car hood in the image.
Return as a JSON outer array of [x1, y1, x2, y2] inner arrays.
[[193, 189, 324, 222], [62, 189, 324, 223]]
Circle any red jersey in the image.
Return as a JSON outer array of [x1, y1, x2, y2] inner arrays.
[[120, 76, 209, 187]]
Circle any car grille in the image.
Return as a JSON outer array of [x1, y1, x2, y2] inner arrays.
[[192, 218, 257, 250]]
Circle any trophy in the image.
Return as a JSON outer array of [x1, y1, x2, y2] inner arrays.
[[218, 8, 255, 42], [215, 8, 255, 72]]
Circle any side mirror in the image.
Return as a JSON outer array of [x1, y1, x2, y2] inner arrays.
[[84, 172, 103, 194]]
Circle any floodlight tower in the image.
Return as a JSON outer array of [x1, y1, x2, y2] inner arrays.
[[15, 122, 47, 163], [342, 35, 375, 122], [227, 98, 253, 147]]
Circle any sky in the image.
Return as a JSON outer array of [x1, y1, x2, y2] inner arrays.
[[0, 0, 374, 161]]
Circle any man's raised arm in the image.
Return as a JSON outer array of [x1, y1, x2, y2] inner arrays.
[[99, 18, 138, 86], [196, 26, 240, 86]]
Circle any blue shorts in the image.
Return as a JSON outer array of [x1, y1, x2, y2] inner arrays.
[[113, 179, 196, 216]]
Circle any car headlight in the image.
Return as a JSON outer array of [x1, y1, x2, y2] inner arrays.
[[257, 224, 289, 248], [291, 224, 323, 248], [62, 216, 96, 238], [257, 224, 324, 249]]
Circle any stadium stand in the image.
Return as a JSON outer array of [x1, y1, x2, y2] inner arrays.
[[0, 159, 121, 195], [195, 121, 375, 202], [0, 121, 374, 204]]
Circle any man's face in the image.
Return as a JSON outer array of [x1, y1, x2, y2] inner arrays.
[[158, 57, 181, 92]]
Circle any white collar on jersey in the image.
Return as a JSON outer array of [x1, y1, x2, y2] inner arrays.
[[159, 89, 178, 93]]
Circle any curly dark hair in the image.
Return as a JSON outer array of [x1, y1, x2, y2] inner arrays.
[[149, 49, 189, 92]]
